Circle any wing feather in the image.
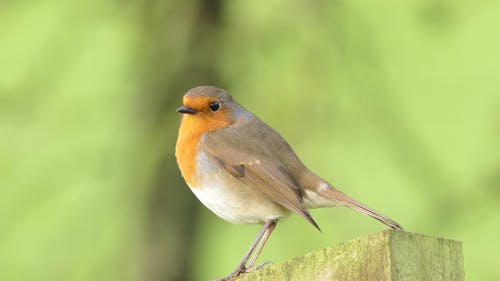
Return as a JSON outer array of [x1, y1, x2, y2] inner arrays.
[[201, 122, 319, 229]]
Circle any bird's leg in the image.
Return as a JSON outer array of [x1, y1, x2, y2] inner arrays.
[[223, 219, 277, 279], [247, 220, 277, 269]]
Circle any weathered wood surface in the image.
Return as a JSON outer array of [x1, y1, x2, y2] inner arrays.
[[235, 230, 464, 281]]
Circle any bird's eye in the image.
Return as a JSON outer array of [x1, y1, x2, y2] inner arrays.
[[209, 101, 220, 112]]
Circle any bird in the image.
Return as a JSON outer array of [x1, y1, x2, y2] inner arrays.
[[175, 86, 403, 280]]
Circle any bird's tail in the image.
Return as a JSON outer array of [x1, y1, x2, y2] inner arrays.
[[321, 187, 403, 230]]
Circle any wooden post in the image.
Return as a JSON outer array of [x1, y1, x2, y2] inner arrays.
[[235, 230, 464, 281]]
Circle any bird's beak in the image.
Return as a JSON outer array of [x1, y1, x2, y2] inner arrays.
[[176, 106, 197, 114]]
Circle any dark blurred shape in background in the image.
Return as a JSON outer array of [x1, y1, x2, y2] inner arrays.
[[138, 1, 222, 280]]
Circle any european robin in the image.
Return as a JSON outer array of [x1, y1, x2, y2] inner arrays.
[[175, 86, 403, 280]]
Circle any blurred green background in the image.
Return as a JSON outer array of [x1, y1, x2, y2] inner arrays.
[[1, 0, 499, 280]]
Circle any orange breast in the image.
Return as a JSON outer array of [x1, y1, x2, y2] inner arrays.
[[175, 122, 201, 186], [175, 112, 232, 187]]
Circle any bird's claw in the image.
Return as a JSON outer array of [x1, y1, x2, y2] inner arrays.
[[212, 261, 273, 281], [246, 260, 273, 271]]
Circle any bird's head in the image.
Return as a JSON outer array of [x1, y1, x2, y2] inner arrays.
[[176, 86, 236, 134]]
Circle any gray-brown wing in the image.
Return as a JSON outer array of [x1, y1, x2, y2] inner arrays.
[[200, 122, 319, 229]]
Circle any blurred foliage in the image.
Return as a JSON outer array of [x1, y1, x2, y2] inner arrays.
[[1, 0, 499, 281]]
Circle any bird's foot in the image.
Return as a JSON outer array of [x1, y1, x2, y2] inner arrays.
[[212, 261, 273, 281], [245, 261, 273, 272]]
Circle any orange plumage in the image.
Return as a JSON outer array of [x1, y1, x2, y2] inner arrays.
[[175, 95, 232, 186]]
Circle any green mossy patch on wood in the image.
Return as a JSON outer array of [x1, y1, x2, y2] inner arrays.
[[235, 230, 464, 281]]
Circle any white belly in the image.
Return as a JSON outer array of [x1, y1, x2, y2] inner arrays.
[[190, 152, 289, 224]]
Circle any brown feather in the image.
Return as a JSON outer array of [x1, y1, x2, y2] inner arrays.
[[320, 187, 403, 230], [201, 122, 320, 230]]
